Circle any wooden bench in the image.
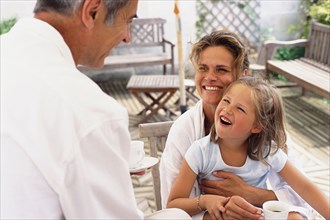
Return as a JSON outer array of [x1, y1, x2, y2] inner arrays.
[[79, 18, 175, 75], [264, 20, 330, 99]]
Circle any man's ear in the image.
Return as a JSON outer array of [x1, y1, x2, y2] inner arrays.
[[81, 0, 103, 29], [251, 123, 262, 134]]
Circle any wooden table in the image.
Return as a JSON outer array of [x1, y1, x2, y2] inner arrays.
[[127, 75, 179, 124]]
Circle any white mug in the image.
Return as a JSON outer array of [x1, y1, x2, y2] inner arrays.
[[129, 140, 145, 169], [263, 200, 289, 220]]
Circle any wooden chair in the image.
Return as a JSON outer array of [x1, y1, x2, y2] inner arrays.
[[139, 121, 174, 211], [78, 18, 175, 76]]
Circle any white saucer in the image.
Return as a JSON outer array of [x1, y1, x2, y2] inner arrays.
[[129, 156, 159, 173]]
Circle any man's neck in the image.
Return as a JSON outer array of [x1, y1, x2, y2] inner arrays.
[[34, 11, 85, 65]]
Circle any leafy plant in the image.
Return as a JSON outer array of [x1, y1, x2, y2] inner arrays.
[[271, 46, 305, 81], [288, 0, 323, 39], [0, 17, 17, 35], [275, 46, 305, 61], [275, 0, 328, 63], [310, 0, 330, 25], [195, 1, 208, 40]]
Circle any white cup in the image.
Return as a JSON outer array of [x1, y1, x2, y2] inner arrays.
[[129, 140, 145, 169], [263, 201, 289, 220]]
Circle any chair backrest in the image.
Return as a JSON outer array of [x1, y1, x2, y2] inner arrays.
[[139, 121, 174, 211], [118, 18, 167, 48], [305, 20, 330, 65]]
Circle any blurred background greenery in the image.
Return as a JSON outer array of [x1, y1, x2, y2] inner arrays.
[[0, 17, 17, 35]]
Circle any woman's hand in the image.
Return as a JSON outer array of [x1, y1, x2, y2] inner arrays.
[[200, 171, 276, 206], [200, 171, 250, 197]]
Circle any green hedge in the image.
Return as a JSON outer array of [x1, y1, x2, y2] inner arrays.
[[310, 1, 330, 25], [0, 17, 17, 35]]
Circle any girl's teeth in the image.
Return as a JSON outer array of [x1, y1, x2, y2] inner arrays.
[[220, 116, 231, 125]]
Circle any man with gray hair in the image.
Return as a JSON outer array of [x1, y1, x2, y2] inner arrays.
[[1, 0, 190, 219]]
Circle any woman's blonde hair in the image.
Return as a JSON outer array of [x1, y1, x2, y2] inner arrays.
[[189, 30, 248, 80], [211, 76, 287, 160]]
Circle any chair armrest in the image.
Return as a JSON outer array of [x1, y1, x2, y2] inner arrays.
[[264, 39, 309, 63], [264, 39, 308, 47], [163, 38, 175, 47], [163, 38, 176, 74]]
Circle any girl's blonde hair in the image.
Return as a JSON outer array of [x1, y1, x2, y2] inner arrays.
[[189, 30, 248, 81], [211, 76, 287, 160]]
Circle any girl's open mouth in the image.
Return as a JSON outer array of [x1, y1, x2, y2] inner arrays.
[[220, 115, 232, 125]]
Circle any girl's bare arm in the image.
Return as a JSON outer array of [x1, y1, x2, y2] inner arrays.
[[167, 160, 228, 219], [167, 160, 202, 216]]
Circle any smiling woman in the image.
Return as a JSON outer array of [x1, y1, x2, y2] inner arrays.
[[160, 30, 252, 219], [194, 46, 235, 110], [160, 29, 313, 220]]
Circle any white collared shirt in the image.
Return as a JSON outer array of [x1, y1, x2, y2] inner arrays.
[[1, 18, 143, 219]]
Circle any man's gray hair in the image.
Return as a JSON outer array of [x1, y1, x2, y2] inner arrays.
[[33, 0, 130, 24]]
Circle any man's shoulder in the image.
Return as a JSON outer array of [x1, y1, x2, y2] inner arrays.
[[71, 77, 127, 119], [47, 70, 128, 125]]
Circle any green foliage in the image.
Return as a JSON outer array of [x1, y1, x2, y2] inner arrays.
[[275, 1, 328, 63], [274, 46, 305, 61], [260, 27, 276, 41], [288, 20, 310, 39], [210, 0, 220, 4], [195, 0, 207, 40], [0, 17, 17, 35], [271, 46, 304, 81], [272, 46, 305, 81], [237, 0, 258, 20], [310, 1, 330, 25], [276, 0, 328, 70], [288, 0, 323, 39], [269, 72, 289, 82]]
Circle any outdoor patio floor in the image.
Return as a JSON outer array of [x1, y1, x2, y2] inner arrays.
[[95, 74, 329, 218]]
